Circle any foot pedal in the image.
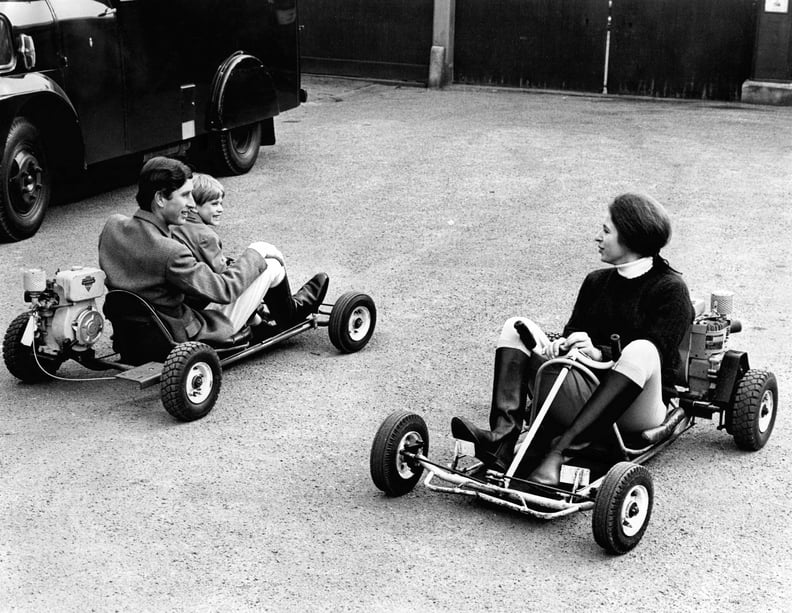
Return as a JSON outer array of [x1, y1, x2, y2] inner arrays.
[[115, 361, 162, 388], [560, 464, 590, 487], [454, 440, 477, 457]]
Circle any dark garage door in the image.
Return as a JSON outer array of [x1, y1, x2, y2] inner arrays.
[[454, 0, 609, 92], [299, 0, 433, 82], [608, 0, 758, 100]]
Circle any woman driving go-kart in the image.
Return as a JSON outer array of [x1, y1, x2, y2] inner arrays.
[[451, 192, 694, 484], [371, 191, 775, 554]]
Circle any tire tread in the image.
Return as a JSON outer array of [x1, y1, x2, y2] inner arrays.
[[592, 462, 653, 555], [370, 410, 428, 496], [0, 118, 51, 242], [160, 341, 221, 422], [2, 312, 57, 382], [732, 369, 776, 451], [329, 292, 376, 353], [211, 123, 261, 175]]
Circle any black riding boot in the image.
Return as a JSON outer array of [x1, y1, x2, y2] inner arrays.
[[528, 371, 642, 486], [451, 347, 532, 472], [263, 272, 329, 327]]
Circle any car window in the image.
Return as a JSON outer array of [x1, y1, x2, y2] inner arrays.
[[0, 17, 15, 72], [48, 0, 114, 20]]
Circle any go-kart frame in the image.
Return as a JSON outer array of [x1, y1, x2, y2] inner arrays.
[[4, 288, 376, 422], [369, 315, 777, 555]]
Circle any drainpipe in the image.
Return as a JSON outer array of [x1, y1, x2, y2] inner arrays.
[[602, 0, 613, 94], [429, 0, 456, 88]]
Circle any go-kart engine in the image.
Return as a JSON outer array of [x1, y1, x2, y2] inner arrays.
[[23, 267, 107, 351], [687, 290, 741, 395]]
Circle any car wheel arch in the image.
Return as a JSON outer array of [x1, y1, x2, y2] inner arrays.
[[207, 51, 279, 132], [0, 83, 84, 176]]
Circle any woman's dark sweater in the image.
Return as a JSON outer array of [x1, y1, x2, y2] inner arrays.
[[563, 263, 694, 389]]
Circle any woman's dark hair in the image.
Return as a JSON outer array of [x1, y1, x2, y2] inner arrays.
[[609, 193, 672, 257], [136, 156, 193, 211]]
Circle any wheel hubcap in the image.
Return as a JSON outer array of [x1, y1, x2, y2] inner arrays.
[[347, 306, 371, 341], [396, 431, 422, 479], [9, 150, 43, 214], [620, 484, 649, 537], [758, 390, 775, 433], [185, 362, 213, 403]]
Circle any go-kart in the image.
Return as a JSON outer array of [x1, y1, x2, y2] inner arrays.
[[3, 266, 376, 421], [370, 292, 777, 554]]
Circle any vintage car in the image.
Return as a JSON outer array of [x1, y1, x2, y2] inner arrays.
[[0, 0, 303, 241]]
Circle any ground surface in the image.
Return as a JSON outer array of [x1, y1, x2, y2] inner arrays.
[[1, 76, 791, 612]]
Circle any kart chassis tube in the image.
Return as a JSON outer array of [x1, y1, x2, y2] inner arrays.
[[409, 344, 695, 519], [419, 454, 596, 519], [85, 309, 331, 388], [415, 418, 690, 520]]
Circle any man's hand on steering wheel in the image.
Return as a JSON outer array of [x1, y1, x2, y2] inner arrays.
[[545, 331, 603, 361]]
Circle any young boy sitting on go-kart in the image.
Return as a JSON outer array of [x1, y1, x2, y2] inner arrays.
[[171, 173, 247, 275], [170, 170, 327, 334]]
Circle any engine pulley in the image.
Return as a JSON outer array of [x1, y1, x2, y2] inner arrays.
[[73, 309, 104, 345]]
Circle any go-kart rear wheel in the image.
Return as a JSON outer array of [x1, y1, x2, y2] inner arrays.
[[160, 342, 221, 422], [370, 411, 428, 496], [329, 292, 376, 353], [732, 369, 777, 451], [2, 312, 60, 382], [593, 462, 653, 555]]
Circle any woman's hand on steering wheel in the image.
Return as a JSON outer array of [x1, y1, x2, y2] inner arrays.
[[545, 337, 567, 359], [565, 331, 603, 360], [546, 332, 603, 361]]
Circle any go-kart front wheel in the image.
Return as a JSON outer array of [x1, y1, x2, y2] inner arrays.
[[732, 369, 777, 451], [160, 342, 222, 422], [3, 312, 60, 383], [329, 292, 376, 353], [593, 462, 653, 555], [370, 411, 428, 496]]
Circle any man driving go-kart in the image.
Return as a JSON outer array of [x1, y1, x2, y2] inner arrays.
[[98, 156, 329, 349], [451, 193, 694, 484], [4, 155, 377, 423]]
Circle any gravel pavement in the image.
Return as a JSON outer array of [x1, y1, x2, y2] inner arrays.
[[1, 75, 791, 611]]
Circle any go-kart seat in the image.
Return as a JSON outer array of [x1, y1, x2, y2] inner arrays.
[[103, 290, 177, 365], [641, 323, 693, 412], [524, 324, 697, 458], [617, 326, 694, 451], [103, 290, 252, 365], [669, 325, 693, 395]]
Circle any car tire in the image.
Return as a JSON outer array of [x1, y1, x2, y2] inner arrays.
[[0, 118, 52, 242], [328, 292, 376, 353], [732, 369, 777, 451], [370, 411, 428, 497], [160, 342, 222, 422], [592, 462, 653, 555], [2, 312, 60, 382], [209, 122, 261, 175]]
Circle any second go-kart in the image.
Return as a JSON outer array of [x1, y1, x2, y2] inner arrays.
[[370, 291, 777, 554], [3, 266, 376, 421]]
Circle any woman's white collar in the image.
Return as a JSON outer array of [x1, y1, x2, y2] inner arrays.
[[615, 256, 653, 279]]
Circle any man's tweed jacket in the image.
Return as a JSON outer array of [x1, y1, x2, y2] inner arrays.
[[98, 209, 266, 343]]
